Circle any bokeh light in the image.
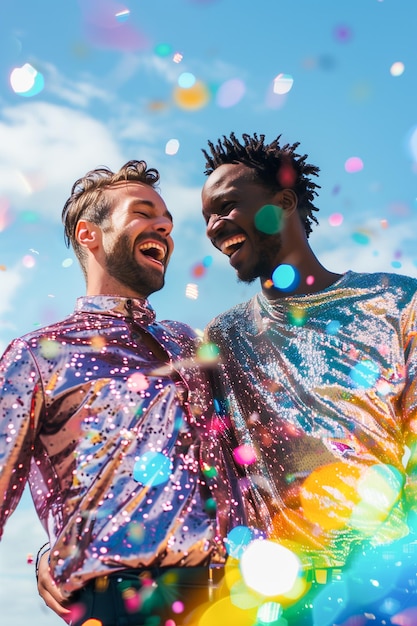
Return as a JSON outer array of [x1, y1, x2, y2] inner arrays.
[[216, 78, 246, 107], [133, 451, 172, 486], [328, 212, 343, 227], [352, 231, 371, 245], [22, 254, 36, 268], [349, 358, 380, 388], [254, 204, 283, 234], [240, 540, 301, 596], [154, 42, 172, 57], [326, 320, 341, 335], [127, 372, 149, 391], [173, 80, 210, 110], [233, 444, 257, 465], [196, 342, 220, 363], [225, 526, 255, 558], [178, 72, 196, 88], [39, 339, 62, 359], [344, 156, 364, 173], [10, 63, 44, 97], [271, 264, 300, 291], [390, 61, 405, 77], [301, 462, 363, 530]]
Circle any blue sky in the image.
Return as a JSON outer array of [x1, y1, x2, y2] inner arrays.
[[0, 0, 416, 623]]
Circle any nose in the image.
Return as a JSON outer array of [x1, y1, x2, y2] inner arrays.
[[206, 214, 225, 238], [154, 215, 173, 236]]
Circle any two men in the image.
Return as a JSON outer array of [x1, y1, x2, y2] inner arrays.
[[22, 131, 417, 624], [0, 160, 224, 626]]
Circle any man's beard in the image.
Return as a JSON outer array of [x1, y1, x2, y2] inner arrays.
[[104, 233, 165, 298], [237, 232, 282, 284]]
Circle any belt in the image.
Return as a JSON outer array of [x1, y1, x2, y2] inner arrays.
[[89, 565, 224, 592]]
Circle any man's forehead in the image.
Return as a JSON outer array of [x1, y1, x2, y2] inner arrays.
[[204, 162, 253, 194]]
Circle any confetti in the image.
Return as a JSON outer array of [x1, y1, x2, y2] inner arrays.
[[273, 73, 294, 95], [172, 52, 183, 63], [185, 283, 199, 299], [216, 78, 246, 108], [165, 139, 180, 155], [115, 9, 130, 22]]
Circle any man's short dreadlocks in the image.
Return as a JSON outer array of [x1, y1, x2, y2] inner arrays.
[[202, 132, 320, 237]]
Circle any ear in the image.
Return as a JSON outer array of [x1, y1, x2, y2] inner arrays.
[[75, 219, 102, 251], [275, 188, 298, 214]]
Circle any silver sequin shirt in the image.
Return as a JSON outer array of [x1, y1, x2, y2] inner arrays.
[[206, 271, 417, 568]]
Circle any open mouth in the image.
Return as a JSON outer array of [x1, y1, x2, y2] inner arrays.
[[220, 235, 246, 257], [137, 241, 167, 265]]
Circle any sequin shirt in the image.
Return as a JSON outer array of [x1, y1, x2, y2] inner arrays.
[[0, 296, 222, 594], [206, 271, 417, 568]]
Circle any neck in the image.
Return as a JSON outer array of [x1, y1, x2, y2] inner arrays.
[[261, 249, 342, 300]]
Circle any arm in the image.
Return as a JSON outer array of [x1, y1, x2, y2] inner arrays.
[[0, 339, 41, 537], [37, 547, 72, 622]]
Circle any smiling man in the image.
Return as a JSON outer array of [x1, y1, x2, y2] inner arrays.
[[201, 133, 417, 625], [0, 160, 224, 626]]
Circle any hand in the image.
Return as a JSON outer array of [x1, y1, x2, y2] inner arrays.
[[37, 550, 72, 622]]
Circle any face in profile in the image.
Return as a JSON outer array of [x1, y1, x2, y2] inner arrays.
[[202, 163, 283, 283]]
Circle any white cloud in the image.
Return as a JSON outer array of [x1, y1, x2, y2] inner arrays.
[[0, 264, 25, 353], [42, 61, 114, 108], [313, 216, 417, 278], [0, 101, 125, 215]]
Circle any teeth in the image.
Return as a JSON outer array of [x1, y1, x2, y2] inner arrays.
[[138, 242, 166, 261], [220, 235, 246, 257]]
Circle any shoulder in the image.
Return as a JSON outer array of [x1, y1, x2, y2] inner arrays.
[[206, 298, 254, 336], [347, 270, 417, 298], [160, 319, 198, 339]]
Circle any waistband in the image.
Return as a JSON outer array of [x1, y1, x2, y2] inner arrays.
[[88, 565, 225, 590]]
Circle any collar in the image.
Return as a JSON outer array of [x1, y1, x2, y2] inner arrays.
[[75, 295, 156, 326]]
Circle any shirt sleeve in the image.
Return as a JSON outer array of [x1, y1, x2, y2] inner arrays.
[[401, 293, 417, 515], [0, 339, 41, 539]]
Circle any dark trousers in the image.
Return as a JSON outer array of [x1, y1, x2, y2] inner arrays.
[[69, 567, 223, 626]]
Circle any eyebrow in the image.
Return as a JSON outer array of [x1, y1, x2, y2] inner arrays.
[[131, 199, 173, 222]]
